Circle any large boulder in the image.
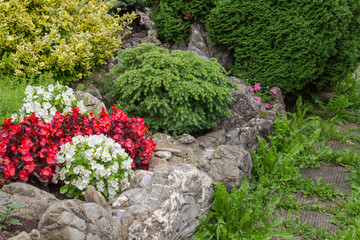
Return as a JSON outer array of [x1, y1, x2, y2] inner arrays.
[[0, 183, 59, 220], [208, 145, 252, 192], [38, 200, 120, 240], [110, 164, 213, 240]]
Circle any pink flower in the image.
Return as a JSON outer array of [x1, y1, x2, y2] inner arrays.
[[254, 96, 262, 102], [247, 86, 254, 92], [265, 103, 273, 109], [270, 88, 277, 95], [254, 82, 261, 90]]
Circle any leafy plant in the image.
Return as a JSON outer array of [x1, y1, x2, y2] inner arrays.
[[206, 0, 360, 94], [0, 203, 25, 230], [109, 43, 236, 136], [55, 134, 134, 200], [0, 0, 136, 83], [194, 179, 292, 239], [150, 0, 216, 43], [11, 83, 88, 123], [246, 82, 277, 109]]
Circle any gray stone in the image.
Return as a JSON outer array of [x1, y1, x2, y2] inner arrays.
[[155, 151, 172, 160], [169, 39, 188, 52], [208, 145, 252, 191], [75, 91, 106, 114], [218, 76, 265, 132], [86, 233, 101, 240], [136, 8, 154, 30], [8, 231, 31, 240], [109, 164, 213, 240], [84, 185, 107, 207], [187, 22, 234, 68], [112, 188, 148, 209], [128, 170, 154, 190], [38, 200, 121, 240], [29, 229, 41, 240], [0, 183, 59, 220], [149, 157, 168, 171], [178, 133, 197, 144], [86, 83, 102, 100], [139, 174, 152, 189]]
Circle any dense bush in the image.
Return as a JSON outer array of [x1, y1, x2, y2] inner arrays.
[[206, 0, 360, 94], [0, 0, 136, 83], [109, 0, 149, 14], [109, 43, 236, 136], [150, 0, 215, 43]]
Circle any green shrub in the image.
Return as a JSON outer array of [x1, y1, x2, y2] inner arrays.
[[109, 0, 149, 14], [109, 43, 236, 136], [206, 0, 360, 94], [150, 0, 215, 43], [0, 0, 136, 84]]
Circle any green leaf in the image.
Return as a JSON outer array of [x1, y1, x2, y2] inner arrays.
[[60, 185, 69, 194], [8, 218, 22, 226]]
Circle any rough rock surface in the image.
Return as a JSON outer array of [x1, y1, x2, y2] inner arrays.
[[187, 22, 234, 67], [38, 200, 120, 240], [110, 164, 213, 240], [0, 183, 59, 220], [208, 145, 252, 191], [75, 90, 106, 114]]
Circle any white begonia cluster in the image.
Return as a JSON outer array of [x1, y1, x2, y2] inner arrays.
[[11, 83, 87, 123], [54, 134, 134, 200]]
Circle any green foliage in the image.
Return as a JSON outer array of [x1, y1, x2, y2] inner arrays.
[[194, 179, 292, 239], [0, 0, 136, 83], [303, 71, 360, 123], [0, 73, 56, 121], [331, 187, 360, 232], [109, 43, 236, 136], [206, 0, 360, 94], [109, 0, 149, 14], [0, 203, 25, 230], [150, 0, 215, 43]]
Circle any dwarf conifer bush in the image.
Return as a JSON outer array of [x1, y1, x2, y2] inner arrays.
[[0, 0, 136, 83], [150, 0, 215, 43], [109, 43, 236, 136], [206, 0, 360, 94]]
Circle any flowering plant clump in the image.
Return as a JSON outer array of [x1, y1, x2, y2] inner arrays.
[[247, 82, 277, 109], [53, 134, 134, 200], [0, 105, 155, 187], [0, 113, 60, 185], [11, 83, 87, 123], [93, 106, 156, 170], [50, 106, 156, 170]]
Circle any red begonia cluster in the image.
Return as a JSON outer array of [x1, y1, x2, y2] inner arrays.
[[0, 106, 156, 186]]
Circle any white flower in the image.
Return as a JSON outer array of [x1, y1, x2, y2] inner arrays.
[[55, 134, 134, 200], [43, 91, 52, 101], [43, 102, 52, 109], [48, 84, 55, 92], [25, 85, 34, 95]]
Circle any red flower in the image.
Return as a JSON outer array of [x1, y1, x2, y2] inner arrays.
[[24, 162, 35, 173], [40, 167, 52, 178], [3, 163, 15, 177], [19, 170, 28, 181]]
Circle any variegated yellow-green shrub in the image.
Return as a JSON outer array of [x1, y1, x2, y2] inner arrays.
[[0, 0, 136, 83]]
